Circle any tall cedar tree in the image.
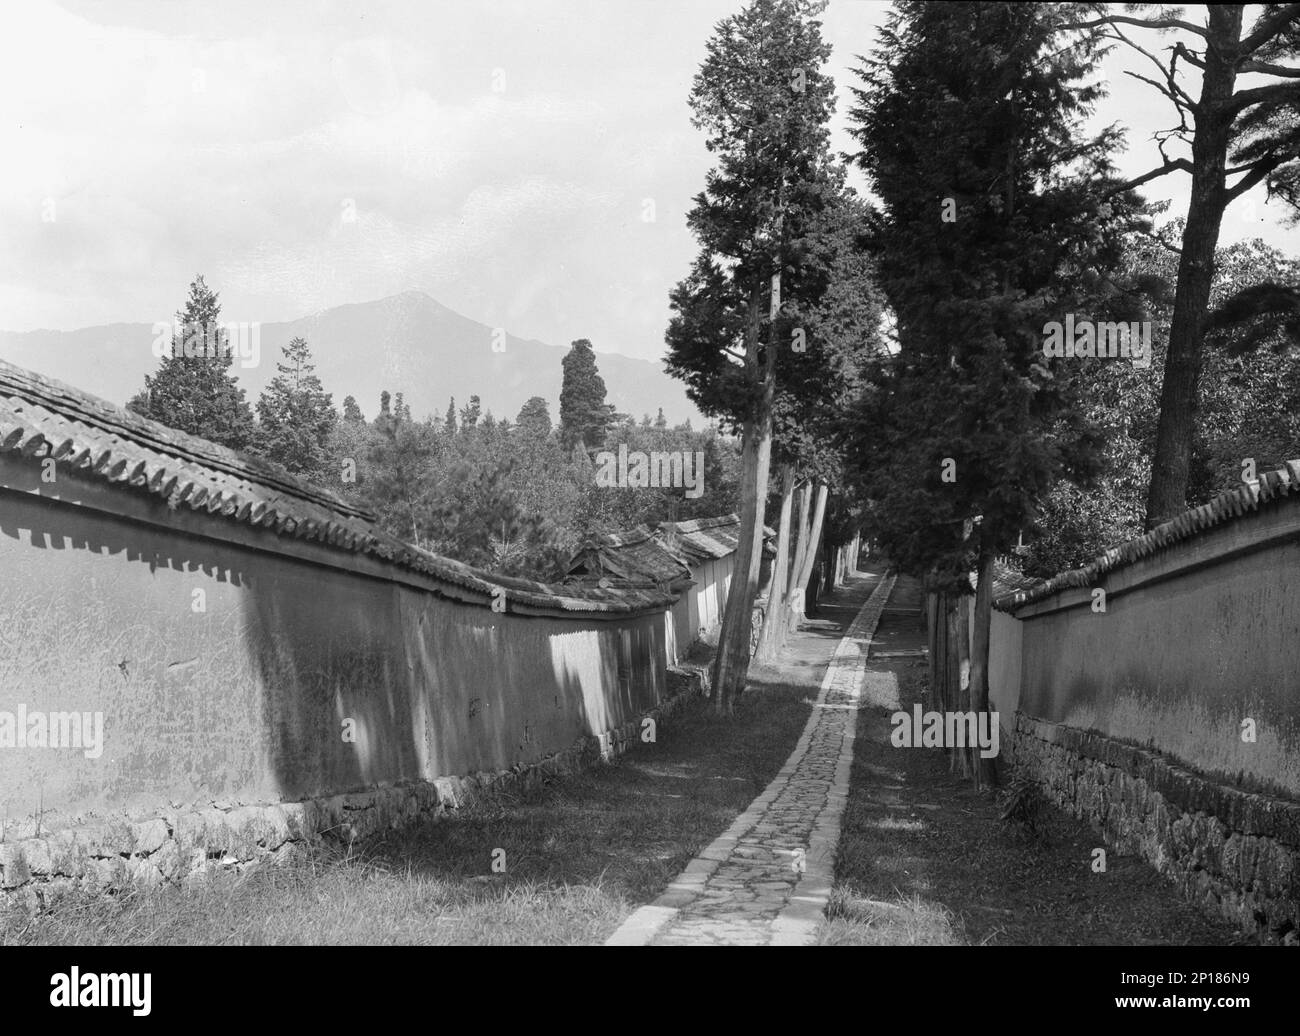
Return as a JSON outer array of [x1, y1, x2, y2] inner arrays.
[[255, 336, 337, 480], [767, 192, 887, 649], [1067, 4, 1300, 527], [128, 276, 255, 451], [846, 1, 1143, 783], [666, 0, 839, 713], [558, 339, 615, 449]]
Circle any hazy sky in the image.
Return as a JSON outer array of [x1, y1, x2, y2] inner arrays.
[[2, 1, 1294, 358]]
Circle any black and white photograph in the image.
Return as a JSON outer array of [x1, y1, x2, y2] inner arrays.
[[0, 0, 1296, 1009]]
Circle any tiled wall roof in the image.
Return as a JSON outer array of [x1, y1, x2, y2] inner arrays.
[[656, 512, 777, 561], [566, 525, 695, 586], [994, 459, 1300, 613], [0, 358, 672, 614]]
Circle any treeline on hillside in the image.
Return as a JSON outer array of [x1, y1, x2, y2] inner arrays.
[[126, 276, 740, 582]]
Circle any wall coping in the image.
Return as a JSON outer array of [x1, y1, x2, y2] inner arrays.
[[995, 458, 1300, 616], [0, 359, 677, 619]]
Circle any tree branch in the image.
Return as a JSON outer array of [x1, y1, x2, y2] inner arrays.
[[1225, 158, 1282, 203], [1104, 157, 1194, 198], [1225, 79, 1300, 121], [1066, 14, 1210, 40], [1172, 40, 1205, 70], [1106, 23, 1198, 110], [1123, 69, 1186, 109], [1238, 59, 1300, 78], [1240, 4, 1300, 56]]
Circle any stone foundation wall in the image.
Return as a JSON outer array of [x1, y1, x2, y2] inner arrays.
[[0, 666, 706, 914], [1009, 713, 1300, 944]]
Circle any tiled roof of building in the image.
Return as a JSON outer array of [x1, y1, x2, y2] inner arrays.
[[0, 358, 672, 614], [565, 525, 695, 587], [991, 558, 1043, 599], [994, 458, 1300, 613], [656, 512, 777, 561]]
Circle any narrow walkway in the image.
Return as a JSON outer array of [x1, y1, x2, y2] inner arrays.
[[607, 563, 897, 946]]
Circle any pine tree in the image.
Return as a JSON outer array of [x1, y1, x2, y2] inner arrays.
[[254, 336, 336, 479], [128, 275, 255, 451], [1066, 4, 1300, 528], [444, 397, 457, 436]]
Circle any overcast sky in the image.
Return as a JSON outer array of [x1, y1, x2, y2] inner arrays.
[[2, 1, 1294, 359]]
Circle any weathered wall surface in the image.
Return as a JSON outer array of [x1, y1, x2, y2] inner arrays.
[[1008, 503, 1300, 798], [992, 473, 1300, 941], [0, 458, 680, 889], [987, 608, 1021, 739], [667, 554, 732, 663]]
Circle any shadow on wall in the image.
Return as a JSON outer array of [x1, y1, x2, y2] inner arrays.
[[0, 493, 383, 825], [1, 482, 669, 827], [242, 557, 666, 800]]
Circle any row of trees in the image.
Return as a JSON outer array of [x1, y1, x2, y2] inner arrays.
[[664, 0, 1299, 754], [127, 277, 741, 581]]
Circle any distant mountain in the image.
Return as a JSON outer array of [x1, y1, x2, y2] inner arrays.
[[0, 291, 701, 427]]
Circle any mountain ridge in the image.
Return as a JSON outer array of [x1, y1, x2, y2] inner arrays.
[[0, 290, 701, 427]]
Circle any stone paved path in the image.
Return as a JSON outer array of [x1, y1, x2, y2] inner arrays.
[[607, 566, 897, 946]]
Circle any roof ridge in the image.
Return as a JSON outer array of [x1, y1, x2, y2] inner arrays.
[[0, 358, 373, 522], [659, 512, 739, 533], [995, 458, 1300, 612], [0, 357, 676, 615]]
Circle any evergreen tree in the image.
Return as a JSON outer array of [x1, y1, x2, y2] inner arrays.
[[342, 395, 364, 423], [444, 396, 458, 436], [665, 0, 840, 713], [128, 275, 255, 451], [844, 0, 1140, 782], [459, 394, 481, 430], [559, 339, 615, 449], [1067, 4, 1300, 527], [515, 396, 553, 438], [254, 336, 337, 479], [375, 391, 396, 438]]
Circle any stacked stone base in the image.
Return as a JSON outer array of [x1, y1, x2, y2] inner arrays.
[[0, 667, 706, 914], [1009, 713, 1300, 944]]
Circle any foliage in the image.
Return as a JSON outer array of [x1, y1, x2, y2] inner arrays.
[[127, 275, 256, 452]]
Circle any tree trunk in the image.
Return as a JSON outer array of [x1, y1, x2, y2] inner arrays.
[[756, 464, 796, 663], [968, 546, 997, 789], [787, 481, 812, 603], [712, 286, 775, 714], [1144, 7, 1241, 529], [949, 593, 972, 778], [927, 589, 948, 717], [788, 483, 828, 629]]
